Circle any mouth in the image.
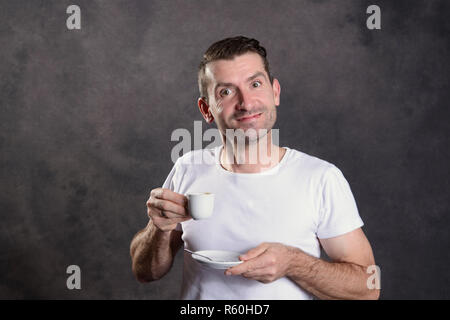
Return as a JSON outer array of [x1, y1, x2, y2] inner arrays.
[[235, 113, 262, 122]]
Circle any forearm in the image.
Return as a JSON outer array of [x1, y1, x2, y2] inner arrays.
[[287, 248, 379, 300], [130, 221, 174, 282]]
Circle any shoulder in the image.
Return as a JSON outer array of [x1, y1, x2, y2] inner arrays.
[[282, 148, 351, 191], [284, 147, 336, 176], [173, 147, 218, 168]]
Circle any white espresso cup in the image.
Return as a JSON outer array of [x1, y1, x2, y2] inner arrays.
[[186, 192, 215, 220]]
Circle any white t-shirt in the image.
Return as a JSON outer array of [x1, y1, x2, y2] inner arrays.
[[162, 146, 364, 300]]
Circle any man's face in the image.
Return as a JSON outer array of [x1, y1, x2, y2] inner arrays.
[[200, 52, 281, 141]]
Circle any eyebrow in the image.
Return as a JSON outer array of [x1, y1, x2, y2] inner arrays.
[[214, 71, 268, 92]]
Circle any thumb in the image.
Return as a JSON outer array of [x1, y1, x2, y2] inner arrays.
[[240, 243, 269, 261]]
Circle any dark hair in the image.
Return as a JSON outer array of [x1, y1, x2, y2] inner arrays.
[[198, 36, 273, 102]]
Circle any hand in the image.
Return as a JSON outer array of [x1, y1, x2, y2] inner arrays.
[[146, 188, 191, 232], [225, 242, 297, 284]]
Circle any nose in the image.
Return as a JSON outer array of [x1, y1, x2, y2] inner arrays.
[[236, 88, 254, 111]]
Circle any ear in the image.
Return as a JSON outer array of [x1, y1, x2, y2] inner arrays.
[[198, 97, 215, 123], [272, 78, 281, 107]]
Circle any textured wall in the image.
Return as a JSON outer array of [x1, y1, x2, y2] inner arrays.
[[0, 0, 449, 299]]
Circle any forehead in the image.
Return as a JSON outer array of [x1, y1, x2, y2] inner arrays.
[[204, 52, 266, 84]]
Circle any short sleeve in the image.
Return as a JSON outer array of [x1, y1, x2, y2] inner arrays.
[[161, 161, 183, 232], [316, 165, 364, 239], [162, 161, 178, 190]]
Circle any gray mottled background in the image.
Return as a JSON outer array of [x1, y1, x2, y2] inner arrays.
[[1, 0, 449, 299]]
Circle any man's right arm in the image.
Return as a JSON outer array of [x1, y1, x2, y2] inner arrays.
[[130, 221, 183, 282], [130, 188, 190, 282]]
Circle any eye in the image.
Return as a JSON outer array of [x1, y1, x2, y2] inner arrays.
[[220, 88, 232, 96], [252, 81, 262, 88]]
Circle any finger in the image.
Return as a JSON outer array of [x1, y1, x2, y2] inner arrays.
[[226, 257, 266, 276], [160, 210, 191, 220], [150, 188, 187, 207], [240, 243, 269, 261], [243, 274, 272, 284], [242, 267, 271, 279], [152, 214, 191, 226], [147, 206, 160, 219], [148, 198, 187, 216], [227, 245, 268, 275], [226, 251, 274, 276], [225, 264, 246, 276], [148, 206, 191, 223]]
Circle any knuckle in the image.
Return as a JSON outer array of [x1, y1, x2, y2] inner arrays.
[[148, 207, 159, 218], [162, 202, 171, 212], [150, 188, 159, 197], [158, 200, 167, 211], [151, 188, 165, 199], [147, 197, 157, 207], [152, 199, 165, 210]]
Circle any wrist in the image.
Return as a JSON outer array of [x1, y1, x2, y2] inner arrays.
[[144, 221, 172, 243], [285, 246, 317, 278]]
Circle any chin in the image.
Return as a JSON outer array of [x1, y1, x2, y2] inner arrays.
[[245, 127, 272, 142]]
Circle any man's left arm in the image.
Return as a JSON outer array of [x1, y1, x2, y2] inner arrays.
[[225, 228, 380, 300]]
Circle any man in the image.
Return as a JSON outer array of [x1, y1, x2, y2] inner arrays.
[[130, 36, 380, 300]]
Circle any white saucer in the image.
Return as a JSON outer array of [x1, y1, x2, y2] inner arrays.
[[190, 250, 244, 269]]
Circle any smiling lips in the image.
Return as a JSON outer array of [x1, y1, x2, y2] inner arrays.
[[236, 113, 262, 122]]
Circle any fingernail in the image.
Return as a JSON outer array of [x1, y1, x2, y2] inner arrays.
[[225, 271, 231, 276]]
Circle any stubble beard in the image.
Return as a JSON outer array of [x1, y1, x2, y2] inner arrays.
[[239, 106, 277, 145], [221, 106, 277, 164]]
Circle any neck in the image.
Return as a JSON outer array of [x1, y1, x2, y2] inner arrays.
[[219, 129, 286, 173]]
